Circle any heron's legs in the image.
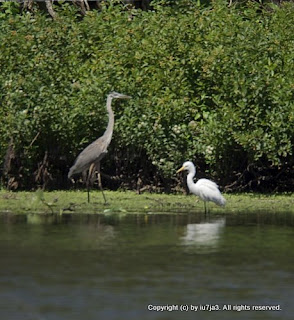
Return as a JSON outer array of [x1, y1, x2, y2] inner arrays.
[[87, 185, 90, 203], [86, 163, 95, 203], [97, 171, 107, 204], [86, 162, 108, 204], [94, 161, 107, 204]]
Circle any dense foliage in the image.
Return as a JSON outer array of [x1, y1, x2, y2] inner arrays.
[[0, 0, 293, 191]]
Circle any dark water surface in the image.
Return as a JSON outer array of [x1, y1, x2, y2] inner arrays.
[[0, 212, 294, 320]]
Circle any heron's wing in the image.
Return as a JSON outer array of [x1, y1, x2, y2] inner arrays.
[[68, 136, 108, 177]]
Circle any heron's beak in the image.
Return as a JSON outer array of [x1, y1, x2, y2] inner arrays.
[[122, 94, 132, 99], [176, 166, 185, 173]]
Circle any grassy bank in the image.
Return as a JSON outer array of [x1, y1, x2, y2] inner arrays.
[[0, 190, 293, 215]]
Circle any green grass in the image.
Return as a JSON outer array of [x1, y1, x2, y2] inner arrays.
[[0, 190, 293, 215]]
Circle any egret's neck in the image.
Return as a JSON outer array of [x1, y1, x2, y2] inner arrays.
[[104, 96, 115, 144], [186, 168, 196, 190]]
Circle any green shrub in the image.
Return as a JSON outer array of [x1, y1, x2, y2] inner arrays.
[[0, 1, 293, 191]]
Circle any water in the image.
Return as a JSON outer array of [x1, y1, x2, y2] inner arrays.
[[0, 212, 294, 320]]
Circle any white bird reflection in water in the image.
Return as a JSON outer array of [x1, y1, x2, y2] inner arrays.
[[181, 217, 226, 253]]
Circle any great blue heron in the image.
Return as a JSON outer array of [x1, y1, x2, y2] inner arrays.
[[177, 161, 226, 213], [68, 91, 131, 203]]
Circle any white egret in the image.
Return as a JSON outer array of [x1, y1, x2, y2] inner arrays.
[[177, 161, 226, 213]]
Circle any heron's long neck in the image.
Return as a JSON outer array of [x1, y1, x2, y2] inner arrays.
[[104, 96, 115, 144], [186, 168, 196, 190]]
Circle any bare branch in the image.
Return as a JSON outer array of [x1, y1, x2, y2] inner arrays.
[[45, 0, 57, 19], [23, 0, 34, 10]]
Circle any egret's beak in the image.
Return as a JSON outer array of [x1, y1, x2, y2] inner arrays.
[[176, 166, 185, 173]]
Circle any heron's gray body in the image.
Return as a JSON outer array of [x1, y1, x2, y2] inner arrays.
[[68, 137, 108, 179], [68, 91, 131, 202], [68, 93, 114, 179]]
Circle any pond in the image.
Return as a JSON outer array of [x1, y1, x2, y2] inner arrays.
[[0, 211, 294, 320]]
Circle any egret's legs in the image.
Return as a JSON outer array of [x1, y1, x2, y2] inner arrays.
[[204, 201, 209, 215]]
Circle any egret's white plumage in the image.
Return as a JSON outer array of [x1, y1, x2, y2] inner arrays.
[[177, 161, 226, 212]]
